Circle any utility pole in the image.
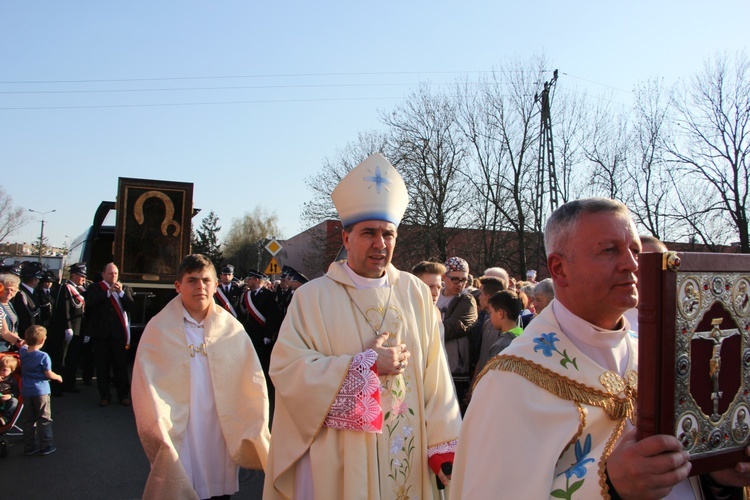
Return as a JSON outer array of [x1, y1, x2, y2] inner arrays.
[[28, 208, 56, 263], [534, 69, 559, 216], [533, 70, 559, 272]]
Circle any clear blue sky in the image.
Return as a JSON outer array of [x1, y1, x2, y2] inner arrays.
[[1, 1, 747, 248]]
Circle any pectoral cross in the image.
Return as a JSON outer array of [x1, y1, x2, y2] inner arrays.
[[693, 318, 740, 421]]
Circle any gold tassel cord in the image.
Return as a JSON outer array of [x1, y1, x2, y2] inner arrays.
[[598, 418, 627, 500], [481, 355, 637, 422]]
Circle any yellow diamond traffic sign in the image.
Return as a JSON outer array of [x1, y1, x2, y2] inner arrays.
[[265, 238, 282, 256]]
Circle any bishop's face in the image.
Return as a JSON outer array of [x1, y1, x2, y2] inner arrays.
[[342, 220, 397, 279]]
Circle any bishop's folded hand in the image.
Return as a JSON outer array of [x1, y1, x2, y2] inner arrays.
[[368, 331, 411, 376]]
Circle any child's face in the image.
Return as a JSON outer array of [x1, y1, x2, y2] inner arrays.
[[489, 306, 506, 331], [0, 366, 12, 379], [175, 269, 218, 318]]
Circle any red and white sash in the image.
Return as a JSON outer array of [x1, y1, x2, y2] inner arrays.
[[215, 287, 237, 317], [66, 282, 85, 309], [100, 281, 130, 348], [243, 291, 266, 326]]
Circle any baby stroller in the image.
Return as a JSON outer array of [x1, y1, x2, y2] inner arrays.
[[0, 351, 23, 457]]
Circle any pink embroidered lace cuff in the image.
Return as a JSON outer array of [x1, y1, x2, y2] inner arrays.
[[323, 349, 383, 432], [428, 440, 457, 457]]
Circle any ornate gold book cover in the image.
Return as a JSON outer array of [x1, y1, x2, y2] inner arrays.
[[638, 252, 750, 475]]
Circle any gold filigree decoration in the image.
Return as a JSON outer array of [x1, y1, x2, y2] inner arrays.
[[599, 369, 638, 397]]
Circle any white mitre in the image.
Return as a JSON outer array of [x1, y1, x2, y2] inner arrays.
[[331, 152, 409, 227]]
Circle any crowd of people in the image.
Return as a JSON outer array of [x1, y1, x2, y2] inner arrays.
[[413, 256, 555, 413], [0, 259, 137, 456], [4, 151, 750, 499]]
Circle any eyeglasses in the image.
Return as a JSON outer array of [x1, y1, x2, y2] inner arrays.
[[448, 276, 468, 285]]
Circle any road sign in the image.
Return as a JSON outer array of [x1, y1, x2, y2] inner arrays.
[[264, 257, 281, 276], [265, 238, 282, 256]]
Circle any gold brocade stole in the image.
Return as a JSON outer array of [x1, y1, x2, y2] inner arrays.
[[478, 355, 638, 500]]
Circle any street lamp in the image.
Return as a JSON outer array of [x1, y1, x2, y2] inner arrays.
[[28, 209, 56, 263]]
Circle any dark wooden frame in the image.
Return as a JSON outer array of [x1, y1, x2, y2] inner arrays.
[[638, 252, 750, 476], [113, 178, 193, 283]]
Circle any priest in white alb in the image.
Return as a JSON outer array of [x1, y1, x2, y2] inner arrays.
[[263, 153, 461, 500]]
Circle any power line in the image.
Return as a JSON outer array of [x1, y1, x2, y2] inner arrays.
[[0, 69, 515, 85], [0, 81, 486, 95], [561, 72, 633, 95], [556, 86, 632, 108], [0, 95, 403, 110]]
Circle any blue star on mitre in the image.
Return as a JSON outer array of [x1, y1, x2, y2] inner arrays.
[[363, 165, 392, 193]]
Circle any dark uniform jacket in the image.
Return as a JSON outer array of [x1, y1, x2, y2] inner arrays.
[[85, 281, 134, 340], [240, 287, 281, 345], [214, 282, 243, 316], [52, 280, 87, 336], [35, 286, 55, 328], [12, 284, 40, 338]]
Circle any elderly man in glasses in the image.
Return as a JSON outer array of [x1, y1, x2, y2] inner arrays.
[[437, 257, 478, 414]]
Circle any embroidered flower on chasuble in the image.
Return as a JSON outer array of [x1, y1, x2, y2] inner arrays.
[[391, 396, 409, 416], [532, 332, 579, 370], [383, 373, 416, 500], [324, 350, 382, 432], [552, 433, 596, 500]]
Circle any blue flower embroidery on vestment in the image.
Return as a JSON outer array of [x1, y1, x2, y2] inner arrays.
[[533, 332, 559, 357], [565, 434, 595, 479], [551, 434, 595, 499], [533, 331, 579, 370]]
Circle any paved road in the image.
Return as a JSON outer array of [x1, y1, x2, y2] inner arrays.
[[1, 378, 265, 499]]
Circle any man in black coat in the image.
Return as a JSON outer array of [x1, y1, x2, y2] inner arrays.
[[240, 269, 281, 400], [12, 261, 43, 338], [85, 262, 134, 407], [214, 263, 243, 318], [35, 270, 57, 329], [276, 265, 309, 322], [51, 263, 88, 394]]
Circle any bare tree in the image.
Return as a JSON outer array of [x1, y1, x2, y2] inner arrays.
[[668, 51, 750, 251], [223, 207, 282, 275], [383, 84, 469, 263], [624, 78, 677, 240], [552, 87, 590, 204], [0, 186, 29, 244], [665, 172, 734, 251], [457, 56, 548, 276], [582, 97, 631, 200], [455, 75, 516, 271]]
